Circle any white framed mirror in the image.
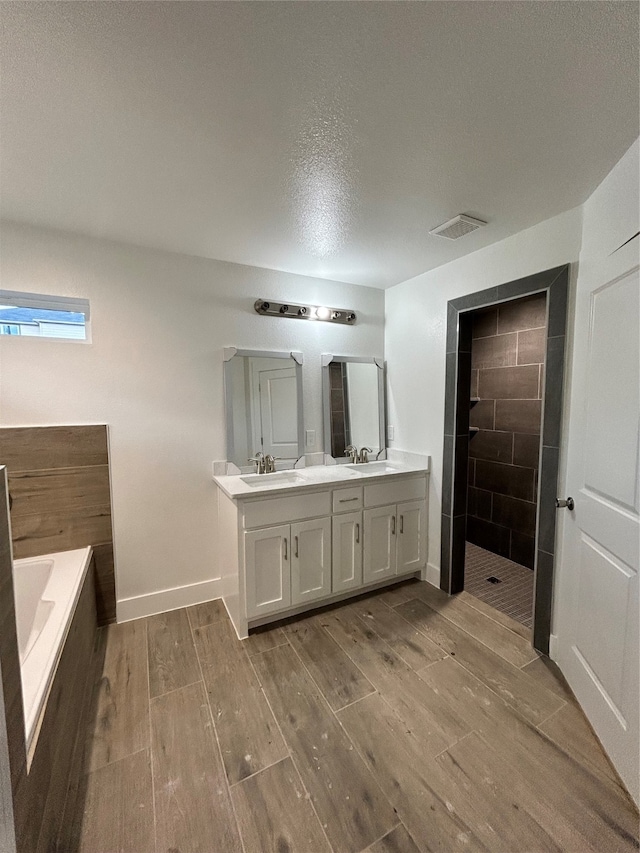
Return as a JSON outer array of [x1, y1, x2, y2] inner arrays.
[[322, 354, 386, 462], [224, 348, 304, 472]]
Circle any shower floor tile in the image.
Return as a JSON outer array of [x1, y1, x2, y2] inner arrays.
[[465, 542, 534, 629]]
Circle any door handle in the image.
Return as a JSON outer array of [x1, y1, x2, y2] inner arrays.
[[400, 515, 404, 534], [355, 523, 360, 544], [283, 538, 288, 560], [555, 497, 575, 511], [391, 516, 396, 535], [294, 535, 299, 558]]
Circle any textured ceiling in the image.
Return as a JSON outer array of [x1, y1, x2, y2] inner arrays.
[[1, 2, 638, 289]]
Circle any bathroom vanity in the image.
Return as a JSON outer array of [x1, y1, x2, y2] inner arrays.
[[214, 462, 428, 639], [218, 345, 429, 639]]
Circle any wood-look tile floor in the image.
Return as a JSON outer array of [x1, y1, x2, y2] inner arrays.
[[465, 542, 535, 628], [57, 582, 639, 853]]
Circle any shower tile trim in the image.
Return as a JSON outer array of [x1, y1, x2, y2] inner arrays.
[[441, 265, 569, 655]]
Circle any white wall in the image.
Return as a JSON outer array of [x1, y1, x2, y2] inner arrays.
[[384, 206, 584, 579], [0, 221, 384, 617]]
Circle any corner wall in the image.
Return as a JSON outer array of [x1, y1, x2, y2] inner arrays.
[[0, 221, 384, 617], [384, 207, 583, 580]]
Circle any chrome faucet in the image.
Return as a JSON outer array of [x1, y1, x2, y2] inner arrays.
[[264, 454, 276, 473], [358, 447, 373, 464], [248, 452, 265, 474], [345, 445, 358, 463]]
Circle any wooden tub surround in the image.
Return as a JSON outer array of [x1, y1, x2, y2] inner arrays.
[[0, 424, 116, 625], [0, 468, 100, 852]]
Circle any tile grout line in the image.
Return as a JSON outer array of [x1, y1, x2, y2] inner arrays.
[[186, 607, 248, 853], [357, 820, 403, 853], [535, 700, 569, 731], [334, 690, 377, 714], [246, 639, 290, 658], [349, 605, 444, 671], [148, 678, 204, 704], [284, 620, 402, 846], [245, 636, 338, 853], [416, 651, 564, 730], [82, 745, 152, 777], [144, 619, 158, 853], [432, 728, 479, 762], [228, 755, 292, 790], [393, 600, 563, 718], [392, 594, 536, 671], [286, 616, 376, 704]]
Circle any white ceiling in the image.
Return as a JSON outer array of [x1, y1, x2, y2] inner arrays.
[[1, 2, 638, 289]]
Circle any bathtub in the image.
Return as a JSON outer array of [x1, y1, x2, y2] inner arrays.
[[13, 547, 93, 752]]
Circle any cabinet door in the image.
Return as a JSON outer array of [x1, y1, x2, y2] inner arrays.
[[396, 500, 426, 574], [363, 505, 397, 583], [332, 511, 363, 593], [291, 517, 332, 605], [245, 525, 291, 618]]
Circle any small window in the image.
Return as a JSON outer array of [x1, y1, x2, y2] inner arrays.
[[0, 290, 90, 341]]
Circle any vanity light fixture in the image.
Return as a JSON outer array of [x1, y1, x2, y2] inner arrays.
[[254, 299, 356, 325]]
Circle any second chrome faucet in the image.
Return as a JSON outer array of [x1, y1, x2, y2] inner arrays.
[[345, 445, 373, 464]]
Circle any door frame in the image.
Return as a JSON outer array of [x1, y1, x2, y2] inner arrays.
[[440, 265, 570, 653]]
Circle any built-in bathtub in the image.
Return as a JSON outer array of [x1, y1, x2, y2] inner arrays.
[[13, 547, 93, 752]]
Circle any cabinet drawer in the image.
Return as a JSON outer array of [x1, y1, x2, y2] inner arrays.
[[364, 476, 426, 508], [332, 486, 363, 513], [243, 491, 331, 529]]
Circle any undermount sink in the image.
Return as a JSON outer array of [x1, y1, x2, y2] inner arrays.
[[299, 466, 360, 481], [240, 471, 306, 487], [346, 461, 401, 475]]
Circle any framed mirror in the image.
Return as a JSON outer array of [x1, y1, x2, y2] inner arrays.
[[322, 355, 386, 462], [223, 348, 304, 472]]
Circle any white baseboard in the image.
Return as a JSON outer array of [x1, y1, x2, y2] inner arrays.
[[425, 562, 440, 587], [548, 633, 559, 660], [117, 577, 223, 623]]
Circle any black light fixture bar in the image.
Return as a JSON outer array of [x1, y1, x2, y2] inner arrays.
[[254, 299, 356, 325]]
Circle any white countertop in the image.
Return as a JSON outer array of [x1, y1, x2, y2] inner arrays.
[[213, 460, 429, 500]]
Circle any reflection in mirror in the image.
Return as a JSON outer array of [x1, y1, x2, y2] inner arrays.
[[224, 350, 304, 472], [323, 356, 385, 461]]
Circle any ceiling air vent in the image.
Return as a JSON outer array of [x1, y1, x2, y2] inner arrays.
[[429, 214, 487, 240]]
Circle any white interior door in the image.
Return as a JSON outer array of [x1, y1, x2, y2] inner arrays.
[[251, 365, 298, 460], [555, 240, 639, 804]]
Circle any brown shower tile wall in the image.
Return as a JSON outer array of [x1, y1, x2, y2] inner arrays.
[[329, 362, 350, 458], [468, 293, 546, 570]]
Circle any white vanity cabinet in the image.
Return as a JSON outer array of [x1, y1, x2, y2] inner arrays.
[[332, 510, 363, 592], [331, 485, 364, 593], [216, 467, 428, 639], [363, 505, 396, 582], [245, 525, 291, 618], [363, 499, 426, 584], [290, 516, 332, 605], [245, 516, 332, 618]]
